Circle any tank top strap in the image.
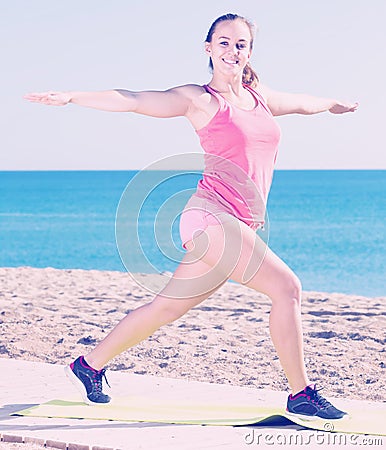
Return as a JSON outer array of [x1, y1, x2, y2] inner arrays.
[[203, 84, 227, 111], [243, 84, 272, 114]]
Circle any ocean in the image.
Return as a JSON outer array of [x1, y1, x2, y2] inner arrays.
[[0, 170, 384, 297]]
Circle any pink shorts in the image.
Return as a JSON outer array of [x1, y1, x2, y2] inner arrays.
[[179, 195, 235, 250], [179, 194, 266, 250]]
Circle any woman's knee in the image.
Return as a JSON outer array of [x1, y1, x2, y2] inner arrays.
[[289, 274, 302, 302], [272, 273, 302, 307]]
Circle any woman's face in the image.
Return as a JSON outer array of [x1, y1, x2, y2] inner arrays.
[[205, 20, 252, 76]]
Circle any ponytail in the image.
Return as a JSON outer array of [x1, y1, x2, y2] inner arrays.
[[243, 63, 259, 89]]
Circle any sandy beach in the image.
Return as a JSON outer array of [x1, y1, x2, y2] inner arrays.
[[0, 266, 385, 402]]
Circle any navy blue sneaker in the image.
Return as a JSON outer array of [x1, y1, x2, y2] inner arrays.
[[64, 356, 111, 405], [286, 384, 347, 420]]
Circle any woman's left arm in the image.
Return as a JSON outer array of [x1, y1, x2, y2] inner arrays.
[[258, 83, 359, 116]]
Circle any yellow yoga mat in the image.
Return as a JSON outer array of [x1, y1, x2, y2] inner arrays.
[[13, 395, 386, 436]]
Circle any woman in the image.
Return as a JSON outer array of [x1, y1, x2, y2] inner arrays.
[[24, 13, 358, 419]]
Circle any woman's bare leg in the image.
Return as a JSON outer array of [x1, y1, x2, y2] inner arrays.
[[85, 250, 228, 370], [85, 213, 309, 394], [186, 217, 310, 394]]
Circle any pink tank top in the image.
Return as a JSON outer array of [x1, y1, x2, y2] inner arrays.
[[195, 84, 281, 229]]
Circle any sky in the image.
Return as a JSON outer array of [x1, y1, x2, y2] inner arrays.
[[2, 0, 385, 170]]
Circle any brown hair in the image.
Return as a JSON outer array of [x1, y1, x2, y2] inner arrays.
[[205, 13, 259, 88]]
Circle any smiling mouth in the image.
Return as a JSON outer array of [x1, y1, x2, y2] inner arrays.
[[222, 58, 239, 65]]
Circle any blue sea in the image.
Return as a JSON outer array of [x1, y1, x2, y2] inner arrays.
[[0, 170, 384, 297]]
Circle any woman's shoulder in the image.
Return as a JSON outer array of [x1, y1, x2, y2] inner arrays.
[[171, 84, 219, 129], [172, 83, 208, 98], [253, 82, 271, 104], [171, 84, 213, 111]]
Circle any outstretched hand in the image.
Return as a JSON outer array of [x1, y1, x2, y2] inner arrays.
[[23, 91, 72, 106], [329, 101, 359, 114]]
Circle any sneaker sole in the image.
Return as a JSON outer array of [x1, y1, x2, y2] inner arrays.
[[285, 410, 348, 421], [285, 411, 320, 421], [64, 365, 97, 406]]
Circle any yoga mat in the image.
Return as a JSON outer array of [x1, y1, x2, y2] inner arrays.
[[13, 395, 386, 436]]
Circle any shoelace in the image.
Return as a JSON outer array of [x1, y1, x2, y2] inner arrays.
[[309, 385, 333, 409], [92, 368, 111, 394]]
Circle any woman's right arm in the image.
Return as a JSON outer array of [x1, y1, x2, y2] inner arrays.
[[24, 85, 196, 118]]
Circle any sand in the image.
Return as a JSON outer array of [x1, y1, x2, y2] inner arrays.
[[0, 267, 385, 402]]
